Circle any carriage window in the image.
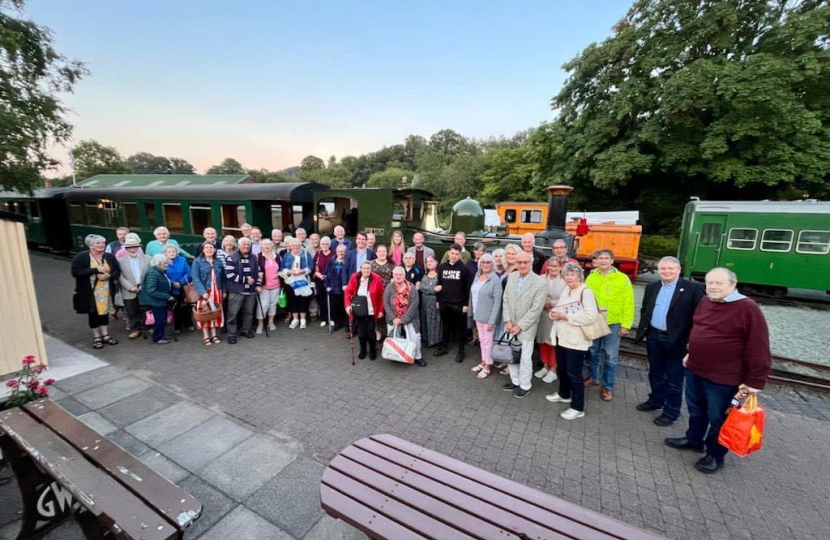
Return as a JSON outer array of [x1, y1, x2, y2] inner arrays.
[[86, 204, 108, 227], [760, 229, 793, 252], [726, 228, 757, 250], [504, 209, 517, 223], [162, 204, 184, 233], [699, 223, 722, 246], [69, 203, 86, 224], [520, 210, 543, 224], [221, 204, 246, 236], [190, 205, 212, 234], [292, 205, 304, 228], [271, 205, 284, 231], [796, 230, 830, 255], [29, 202, 40, 220], [145, 204, 157, 229], [122, 203, 139, 229]]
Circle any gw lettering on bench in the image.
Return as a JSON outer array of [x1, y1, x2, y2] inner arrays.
[[37, 482, 74, 518]]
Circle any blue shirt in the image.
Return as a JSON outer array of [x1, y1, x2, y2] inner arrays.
[[650, 279, 678, 331], [355, 249, 368, 270]]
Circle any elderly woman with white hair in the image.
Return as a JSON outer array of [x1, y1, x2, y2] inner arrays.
[[279, 237, 314, 329], [140, 255, 174, 344], [256, 239, 281, 334], [164, 244, 193, 334], [467, 253, 502, 378], [384, 266, 425, 366], [145, 226, 193, 258], [72, 234, 122, 349], [313, 236, 335, 327]]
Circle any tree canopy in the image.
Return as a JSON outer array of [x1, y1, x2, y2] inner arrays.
[[72, 140, 128, 181], [206, 158, 245, 175], [0, 0, 86, 192]]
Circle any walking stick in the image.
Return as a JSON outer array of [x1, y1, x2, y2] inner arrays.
[[256, 293, 269, 338], [326, 289, 333, 335], [348, 311, 355, 366]]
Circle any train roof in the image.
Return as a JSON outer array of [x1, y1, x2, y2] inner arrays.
[[0, 188, 73, 199], [687, 200, 830, 215], [78, 174, 253, 188], [63, 182, 329, 203]]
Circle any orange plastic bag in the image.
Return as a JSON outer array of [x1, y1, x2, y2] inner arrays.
[[718, 394, 765, 457]]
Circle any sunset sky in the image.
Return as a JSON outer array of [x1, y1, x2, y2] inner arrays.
[[28, 0, 631, 175]]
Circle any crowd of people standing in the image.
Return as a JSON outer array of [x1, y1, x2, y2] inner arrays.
[[72, 226, 770, 474]]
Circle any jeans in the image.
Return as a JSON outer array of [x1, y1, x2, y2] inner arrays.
[[227, 293, 256, 336], [645, 329, 687, 420], [507, 339, 535, 390], [151, 306, 167, 342], [556, 346, 588, 412], [685, 371, 738, 460], [440, 304, 467, 353], [588, 323, 621, 389]]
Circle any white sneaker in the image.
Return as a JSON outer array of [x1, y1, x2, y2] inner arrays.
[[542, 371, 558, 383], [300, 319, 307, 329], [289, 319, 300, 329], [534, 367, 549, 379], [268, 323, 277, 331], [256, 326, 263, 335], [546, 393, 571, 403], [329, 321, 335, 326], [560, 408, 585, 421], [321, 321, 328, 327]]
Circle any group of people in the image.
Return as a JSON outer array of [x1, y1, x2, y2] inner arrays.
[[72, 226, 771, 473]]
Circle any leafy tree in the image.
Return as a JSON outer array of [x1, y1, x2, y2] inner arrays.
[[537, 0, 830, 233], [479, 147, 542, 206], [206, 158, 245, 175], [429, 129, 478, 164], [168, 157, 195, 174], [125, 152, 172, 174], [367, 167, 416, 189], [300, 155, 325, 171], [72, 140, 128, 181], [0, 0, 87, 192]]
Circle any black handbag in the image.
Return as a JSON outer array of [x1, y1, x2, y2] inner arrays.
[[351, 295, 369, 317]]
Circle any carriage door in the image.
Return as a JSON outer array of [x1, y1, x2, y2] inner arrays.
[[693, 215, 726, 270]]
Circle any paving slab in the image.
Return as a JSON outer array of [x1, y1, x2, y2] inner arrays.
[[179, 476, 236, 540], [199, 434, 297, 501], [73, 376, 151, 409], [199, 506, 293, 540], [302, 515, 369, 540], [158, 416, 253, 473], [125, 401, 214, 447], [245, 457, 326, 539], [52, 365, 128, 395], [52, 396, 91, 417], [97, 385, 182, 427], [76, 411, 118, 436], [106, 429, 150, 457], [138, 451, 191, 484]]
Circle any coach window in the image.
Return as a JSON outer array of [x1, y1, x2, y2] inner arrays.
[[221, 204, 245, 236], [699, 223, 722, 246], [796, 230, 830, 255], [760, 229, 793, 252], [122, 203, 139, 229], [145, 204, 157, 229], [726, 228, 757, 250], [190, 205, 212, 234], [162, 203, 184, 233], [69, 203, 86, 224], [86, 203, 107, 227], [504, 209, 517, 223], [521, 209, 543, 224]]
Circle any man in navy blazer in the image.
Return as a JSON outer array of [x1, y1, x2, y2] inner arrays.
[[634, 256, 705, 426], [344, 231, 376, 276]]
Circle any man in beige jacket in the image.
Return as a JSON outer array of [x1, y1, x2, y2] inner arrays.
[[502, 251, 548, 398]]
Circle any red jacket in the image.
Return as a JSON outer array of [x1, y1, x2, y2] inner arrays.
[[344, 272, 385, 321]]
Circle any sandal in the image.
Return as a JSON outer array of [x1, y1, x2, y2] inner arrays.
[[501, 367, 510, 375], [92, 337, 104, 349], [471, 364, 484, 373], [211, 336, 221, 344], [102, 335, 118, 346], [477, 369, 490, 379], [203, 337, 212, 347]]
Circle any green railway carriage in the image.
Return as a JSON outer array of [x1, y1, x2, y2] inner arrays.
[[0, 189, 72, 250], [63, 183, 328, 252], [678, 200, 830, 294]]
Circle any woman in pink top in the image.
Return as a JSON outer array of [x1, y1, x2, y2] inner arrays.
[[256, 239, 281, 334], [389, 230, 406, 266]]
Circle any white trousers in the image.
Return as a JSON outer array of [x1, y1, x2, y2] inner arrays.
[[508, 339, 535, 390], [257, 287, 280, 317]]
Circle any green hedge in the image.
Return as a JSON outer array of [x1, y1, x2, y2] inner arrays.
[[639, 234, 679, 258]]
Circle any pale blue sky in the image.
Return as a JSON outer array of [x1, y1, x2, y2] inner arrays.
[[28, 0, 632, 173]]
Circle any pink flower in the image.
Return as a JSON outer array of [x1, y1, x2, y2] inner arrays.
[[30, 365, 41, 375], [43, 378, 55, 386], [26, 380, 39, 390], [21, 356, 36, 365], [5, 380, 19, 388], [35, 387, 49, 396]]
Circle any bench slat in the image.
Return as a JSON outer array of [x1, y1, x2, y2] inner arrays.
[[23, 399, 201, 530], [369, 434, 664, 540], [344, 442, 610, 540], [0, 408, 175, 540], [328, 454, 534, 540], [321, 485, 430, 540], [323, 468, 480, 540]]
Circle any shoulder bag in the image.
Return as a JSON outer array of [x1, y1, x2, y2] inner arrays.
[[578, 289, 612, 340], [492, 332, 522, 364]]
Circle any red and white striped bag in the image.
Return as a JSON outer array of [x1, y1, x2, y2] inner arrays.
[[382, 324, 417, 364]]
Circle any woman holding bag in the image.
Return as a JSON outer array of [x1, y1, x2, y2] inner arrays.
[[191, 242, 226, 346], [467, 254, 502, 379], [383, 267, 425, 366], [164, 244, 193, 334], [279, 238, 314, 329], [546, 262, 599, 421], [344, 262, 384, 360]]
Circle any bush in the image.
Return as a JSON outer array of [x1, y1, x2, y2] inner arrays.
[[639, 235, 679, 258]]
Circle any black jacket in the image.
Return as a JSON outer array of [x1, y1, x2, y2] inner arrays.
[[634, 277, 705, 351], [71, 251, 121, 314]]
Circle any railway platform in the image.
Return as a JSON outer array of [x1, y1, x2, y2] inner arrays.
[[9, 253, 830, 540]]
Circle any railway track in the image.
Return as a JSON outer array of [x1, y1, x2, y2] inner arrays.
[[619, 340, 830, 394]]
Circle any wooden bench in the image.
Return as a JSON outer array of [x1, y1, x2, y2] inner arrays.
[[321, 434, 667, 540], [0, 399, 202, 540]]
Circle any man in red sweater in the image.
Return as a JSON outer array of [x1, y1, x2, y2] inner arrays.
[[665, 268, 771, 474]]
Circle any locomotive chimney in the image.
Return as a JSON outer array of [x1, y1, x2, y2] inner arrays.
[[545, 185, 573, 231]]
